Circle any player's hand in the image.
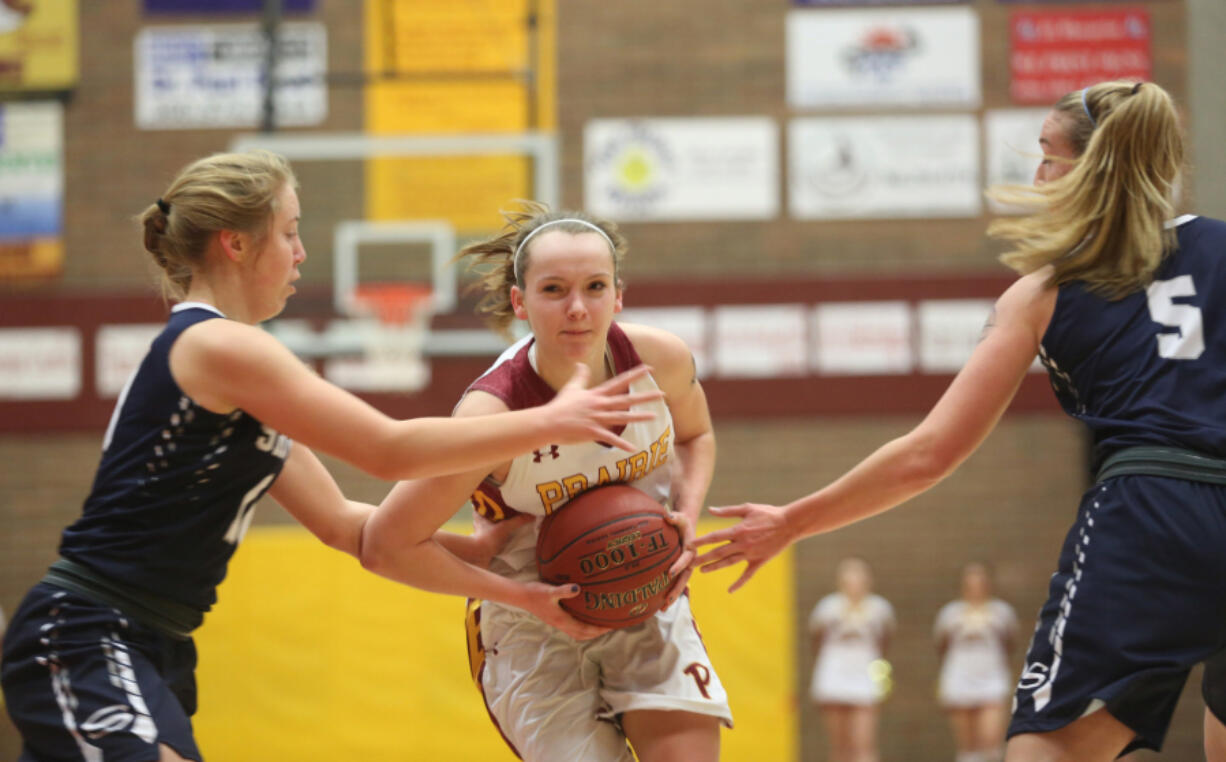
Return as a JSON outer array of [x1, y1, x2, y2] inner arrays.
[[470, 513, 532, 569], [519, 581, 612, 641], [695, 503, 794, 593], [545, 364, 665, 453], [663, 511, 697, 608]]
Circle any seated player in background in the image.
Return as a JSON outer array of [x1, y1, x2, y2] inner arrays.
[[360, 203, 732, 762], [934, 562, 1019, 762], [808, 557, 894, 762], [0, 153, 657, 762], [697, 79, 1226, 761]]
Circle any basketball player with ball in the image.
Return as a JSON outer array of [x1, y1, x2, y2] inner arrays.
[[360, 204, 731, 762]]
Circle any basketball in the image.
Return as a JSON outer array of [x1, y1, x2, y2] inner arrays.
[[536, 484, 684, 628]]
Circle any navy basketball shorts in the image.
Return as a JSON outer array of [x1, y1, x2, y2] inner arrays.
[[0, 583, 202, 762], [1009, 476, 1226, 754]]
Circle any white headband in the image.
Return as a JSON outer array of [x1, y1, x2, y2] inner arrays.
[[513, 219, 616, 283]]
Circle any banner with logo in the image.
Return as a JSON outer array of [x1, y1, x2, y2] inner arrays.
[[0, 101, 63, 279], [0, 0, 77, 91], [789, 115, 980, 220], [134, 22, 327, 129], [787, 7, 979, 108], [1010, 8, 1150, 105], [585, 117, 779, 222]]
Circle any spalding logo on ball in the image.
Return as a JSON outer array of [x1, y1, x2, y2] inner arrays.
[[536, 484, 683, 628]]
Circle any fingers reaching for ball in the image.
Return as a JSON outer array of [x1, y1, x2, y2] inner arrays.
[[533, 583, 612, 640]]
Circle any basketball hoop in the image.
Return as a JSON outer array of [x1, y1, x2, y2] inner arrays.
[[350, 282, 433, 325], [323, 282, 433, 393]]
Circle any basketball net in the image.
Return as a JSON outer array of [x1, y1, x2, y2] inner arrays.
[[323, 283, 432, 392]]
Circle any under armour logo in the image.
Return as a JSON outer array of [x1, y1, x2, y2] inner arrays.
[[532, 445, 560, 462]]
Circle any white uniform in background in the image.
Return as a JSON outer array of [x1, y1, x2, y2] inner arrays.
[[935, 599, 1018, 707], [809, 592, 895, 705]]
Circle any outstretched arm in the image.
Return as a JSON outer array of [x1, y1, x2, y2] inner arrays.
[[266, 444, 375, 558], [171, 323, 663, 482], [697, 271, 1056, 591], [359, 391, 610, 640]]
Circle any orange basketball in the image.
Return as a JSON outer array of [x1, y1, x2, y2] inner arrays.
[[536, 484, 683, 629]]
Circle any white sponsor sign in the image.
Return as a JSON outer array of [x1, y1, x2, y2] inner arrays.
[[585, 117, 779, 221], [813, 301, 912, 375], [96, 324, 163, 398], [787, 7, 980, 108], [134, 23, 327, 129], [713, 305, 808, 378], [917, 299, 993, 373], [789, 115, 981, 219], [0, 327, 80, 399], [984, 108, 1049, 213], [618, 307, 710, 379]]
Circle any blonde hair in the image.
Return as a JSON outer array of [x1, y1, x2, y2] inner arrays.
[[987, 80, 1184, 299], [138, 150, 297, 300], [456, 202, 627, 338]]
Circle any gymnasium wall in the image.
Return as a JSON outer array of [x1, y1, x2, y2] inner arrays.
[[1, 1, 1211, 761]]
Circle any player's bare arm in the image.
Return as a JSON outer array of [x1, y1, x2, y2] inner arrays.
[[170, 320, 662, 481], [266, 444, 374, 558], [359, 390, 610, 640], [696, 271, 1057, 591]]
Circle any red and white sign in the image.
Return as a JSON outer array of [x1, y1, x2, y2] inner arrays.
[[1010, 8, 1150, 105]]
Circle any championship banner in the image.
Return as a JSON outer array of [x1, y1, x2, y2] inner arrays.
[[0, 0, 77, 92], [787, 7, 979, 109], [1010, 8, 1151, 105], [0, 101, 63, 279]]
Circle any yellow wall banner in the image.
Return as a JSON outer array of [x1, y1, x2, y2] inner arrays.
[[362, 0, 556, 232], [194, 522, 797, 761], [0, 0, 78, 91]]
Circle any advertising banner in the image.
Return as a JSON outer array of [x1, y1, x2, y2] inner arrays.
[[1010, 8, 1150, 104], [787, 7, 979, 108], [789, 115, 980, 220], [134, 22, 327, 129], [0, 0, 77, 91], [0, 101, 62, 279], [585, 117, 779, 222]]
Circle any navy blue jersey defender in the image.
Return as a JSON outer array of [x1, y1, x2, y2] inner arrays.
[[62, 302, 291, 614], [1, 302, 291, 762], [1040, 215, 1226, 470], [1011, 215, 1226, 754]]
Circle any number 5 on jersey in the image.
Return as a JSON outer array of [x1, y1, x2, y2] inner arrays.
[[1147, 275, 1204, 360]]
